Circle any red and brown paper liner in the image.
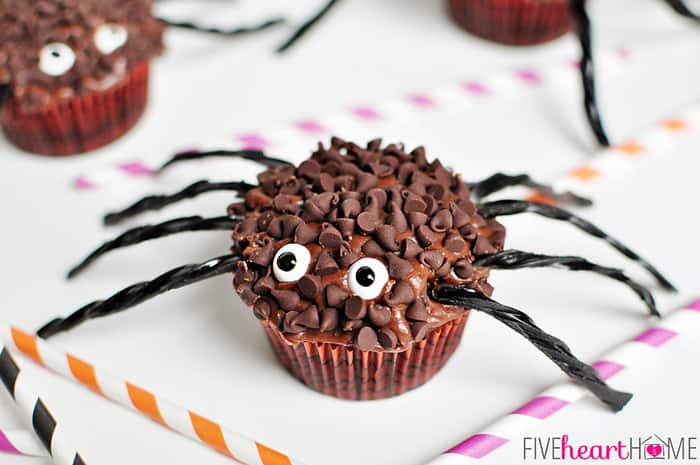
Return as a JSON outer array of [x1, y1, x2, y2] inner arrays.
[[447, 0, 573, 46], [1, 61, 150, 156], [263, 313, 470, 400]]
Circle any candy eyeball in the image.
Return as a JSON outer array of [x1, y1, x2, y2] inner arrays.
[[39, 43, 76, 76], [94, 23, 128, 55], [273, 244, 311, 282], [348, 258, 389, 300]]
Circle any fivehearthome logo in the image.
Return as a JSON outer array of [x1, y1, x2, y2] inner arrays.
[[523, 435, 698, 461]]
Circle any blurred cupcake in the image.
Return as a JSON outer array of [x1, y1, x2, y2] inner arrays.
[[0, 0, 164, 156], [231, 138, 505, 400], [447, 0, 573, 46]]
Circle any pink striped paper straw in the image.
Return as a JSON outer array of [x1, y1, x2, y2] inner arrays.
[[425, 299, 700, 464], [0, 429, 45, 457], [1, 326, 306, 465]]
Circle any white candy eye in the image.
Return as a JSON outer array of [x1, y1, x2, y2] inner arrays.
[[348, 258, 389, 300], [94, 23, 128, 55], [39, 43, 76, 76], [273, 244, 311, 282]]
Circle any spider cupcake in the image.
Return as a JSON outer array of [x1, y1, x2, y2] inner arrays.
[[38, 139, 673, 410]]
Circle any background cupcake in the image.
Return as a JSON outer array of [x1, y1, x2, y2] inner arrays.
[[0, 0, 164, 156], [231, 138, 505, 400], [446, 0, 573, 46]]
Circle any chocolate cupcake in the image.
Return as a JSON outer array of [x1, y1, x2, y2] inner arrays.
[[231, 139, 505, 400], [0, 0, 164, 156], [447, 0, 573, 46]]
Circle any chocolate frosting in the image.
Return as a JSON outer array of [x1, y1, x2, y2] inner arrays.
[[231, 138, 505, 352], [0, 0, 164, 110]]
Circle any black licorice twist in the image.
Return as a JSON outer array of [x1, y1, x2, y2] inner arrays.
[[68, 216, 242, 278], [158, 17, 285, 36], [0, 348, 87, 465], [39, 255, 242, 339], [468, 172, 593, 206], [276, 0, 342, 53], [158, 149, 293, 173], [104, 180, 255, 226], [430, 285, 633, 412], [477, 199, 676, 291], [662, 0, 700, 21], [473, 249, 659, 316]]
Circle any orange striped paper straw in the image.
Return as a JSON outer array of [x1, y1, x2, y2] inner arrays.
[[2, 326, 306, 465]]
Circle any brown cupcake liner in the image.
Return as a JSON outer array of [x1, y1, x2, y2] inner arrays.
[[1, 61, 150, 156], [263, 313, 469, 400], [447, 0, 573, 46]]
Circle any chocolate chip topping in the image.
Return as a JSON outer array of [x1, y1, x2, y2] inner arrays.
[[232, 139, 504, 352], [0, 0, 165, 111]]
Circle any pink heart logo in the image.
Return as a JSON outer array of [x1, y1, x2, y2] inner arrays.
[[646, 444, 662, 458]]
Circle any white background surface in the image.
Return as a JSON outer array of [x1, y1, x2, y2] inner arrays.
[[1, 1, 699, 464]]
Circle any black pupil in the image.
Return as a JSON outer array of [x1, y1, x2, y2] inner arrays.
[[277, 252, 297, 272], [356, 267, 375, 287], [51, 50, 61, 57]]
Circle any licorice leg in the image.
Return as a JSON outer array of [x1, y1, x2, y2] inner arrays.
[[468, 173, 593, 206], [39, 255, 242, 339], [430, 285, 633, 412], [158, 149, 293, 173], [662, 0, 700, 21], [477, 200, 676, 291], [474, 249, 659, 316], [276, 0, 341, 53], [68, 216, 241, 279], [569, 0, 610, 147], [158, 17, 285, 36], [103, 180, 255, 226]]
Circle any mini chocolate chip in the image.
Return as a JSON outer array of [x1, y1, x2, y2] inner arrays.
[[403, 193, 426, 214], [357, 211, 379, 233], [384, 281, 414, 306], [356, 326, 379, 351], [318, 172, 335, 192], [326, 284, 349, 308], [419, 250, 447, 272], [378, 328, 398, 349], [253, 299, 272, 320], [253, 275, 275, 294], [459, 223, 478, 240], [387, 207, 408, 233], [361, 239, 385, 257], [303, 201, 326, 222], [385, 254, 413, 279], [366, 188, 388, 211], [294, 222, 319, 244], [406, 300, 429, 322], [376, 225, 399, 251], [296, 306, 320, 329], [356, 172, 378, 192], [340, 198, 362, 218], [368, 304, 392, 327], [281, 215, 302, 237], [430, 209, 453, 232], [315, 251, 339, 276], [444, 231, 466, 253], [416, 225, 437, 247], [298, 274, 321, 299], [397, 163, 416, 184], [450, 202, 472, 228], [410, 321, 430, 341], [411, 146, 427, 167], [297, 159, 321, 180], [407, 211, 428, 227], [343, 319, 364, 331], [284, 311, 304, 333], [369, 161, 394, 177], [327, 207, 339, 222], [366, 138, 382, 151], [272, 194, 290, 212], [335, 175, 355, 191], [271, 288, 300, 311], [320, 308, 339, 332], [473, 236, 497, 255], [227, 202, 246, 216], [344, 296, 367, 320], [408, 182, 427, 196], [427, 183, 446, 200], [256, 211, 275, 231], [453, 259, 473, 279], [250, 241, 275, 266], [240, 287, 258, 306], [319, 223, 343, 248], [401, 238, 422, 260], [489, 222, 507, 249], [235, 218, 258, 237], [422, 194, 437, 215], [335, 218, 355, 238], [266, 217, 284, 238]]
